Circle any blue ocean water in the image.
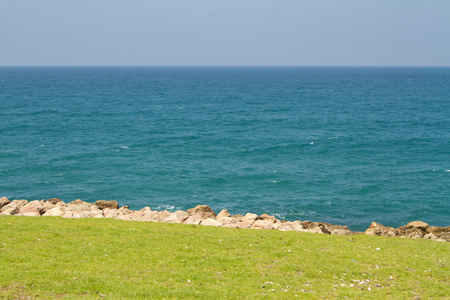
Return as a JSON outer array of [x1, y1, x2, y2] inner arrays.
[[0, 67, 449, 230]]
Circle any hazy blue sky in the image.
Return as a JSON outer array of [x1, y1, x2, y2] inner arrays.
[[1, 0, 449, 66]]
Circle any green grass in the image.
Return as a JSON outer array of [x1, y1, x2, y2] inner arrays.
[[0, 216, 448, 299]]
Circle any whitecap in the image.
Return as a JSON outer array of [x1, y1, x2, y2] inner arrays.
[[445, 170, 450, 172]]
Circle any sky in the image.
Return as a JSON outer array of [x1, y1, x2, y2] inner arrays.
[[1, 0, 449, 66]]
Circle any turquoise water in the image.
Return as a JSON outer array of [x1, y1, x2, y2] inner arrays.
[[1, 67, 449, 230]]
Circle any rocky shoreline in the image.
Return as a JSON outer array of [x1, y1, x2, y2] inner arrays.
[[1, 197, 449, 242]]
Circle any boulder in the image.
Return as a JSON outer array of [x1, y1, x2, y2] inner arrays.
[[251, 214, 281, 230], [95, 200, 119, 210], [406, 221, 429, 231], [241, 213, 258, 228], [42, 207, 66, 217], [426, 226, 446, 235], [331, 229, 353, 236], [163, 211, 189, 223], [184, 214, 203, 225], [365, 222, 396, 237], [251, 219, 280, 230], [279, 221, 304, 231], [217, 217, 235, 227], [87, 209, 103, 218], [436, 232, 450, 242], [47, 198, 63, 205], [202, 218, 222, 227], [0, 197, 11, 209], [395, 226, 424, 238], [222, 220, 249, 229], [0, 200, 28, 215], [68, 199, 93, 207], [103, 209, 120, 219], [307, 227, 326, 234], [42, 202, 56, 210], [22, 211, 42, 217], [258, 214, 278, 222], [186, 205, 216, 219], [119, 206, 132, 213], [71, 212, 90, 218], [423, 233, 438, 241], [231, 214, 244, 220], [19, 200, 45, 216], [140, 210, 161, 222], [158, 210, 172, 221], [128, 210, 147, 221], [301, 221, 347, 233], [216, 209, 231, 219]]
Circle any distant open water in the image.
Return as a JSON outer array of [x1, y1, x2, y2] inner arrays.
[[0, 67, 449, 231]]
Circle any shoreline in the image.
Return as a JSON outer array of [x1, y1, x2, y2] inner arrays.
[[1, 197, 448, 242]]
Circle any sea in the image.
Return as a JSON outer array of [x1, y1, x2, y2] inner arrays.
[[0, 66, 449, 231]]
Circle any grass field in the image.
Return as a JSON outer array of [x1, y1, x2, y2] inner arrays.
[[0, 216, 448, 299]]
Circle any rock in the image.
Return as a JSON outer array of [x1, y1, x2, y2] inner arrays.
[[22, 211, 42, 217], [42, 207, 66, 217], [163, 211, 189, 223], [87, 209, 103, 218], [19, 200, 45, 216], [251, 214, 281, 230], [158, 210, 172, 221], [95, 200, 119, 210], [406, 221, 429, 231], [231, 214, 244, 220], [42, 202, 56, 210], [128, 210, 147, 221], [103, 209, 120, 219], [184, 214, 203, 225], [365, 222, 396, 237], [68, 199, 93, 207], [119, 207, 132, 215], [395, 226, 424, 238], [258, 214, 278, 222], [436, 232, 450, 242], [279, 221, 304, 231], [140, 210, 172, 222], [202, 218, 222, 227], [251, 219, 280, 230], [407, 230, 424, 239], [300, 222, 331, 234], [0, 197, 11, 209], [300, 221, 312, 228], [217, 217, 235, 227], [331, 229, 353, 236], [307, 227, 326, 234], [0, 199, 28, 215], [241, 213, 258, 228], [47, 198, 62, 205], [186, 205, 216, 219], [66, 200, 93, 212], [217, 209, 231, 219], [141, 210, 161, 222], [71, 212, 90, 218], [61, 210, 90, 218], [302, 221, 347, 233], [426, 226, 445, 235], [223, 220, 249, 229], [423, 233, 438, 241]]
